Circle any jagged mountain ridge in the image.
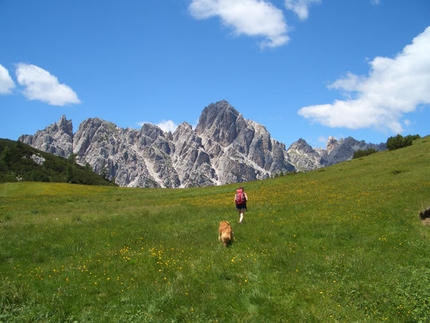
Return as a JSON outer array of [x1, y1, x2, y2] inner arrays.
[[19, 100, 386, 188]]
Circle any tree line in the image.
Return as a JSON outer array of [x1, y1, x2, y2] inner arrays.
[[353, 134, 421, 159]]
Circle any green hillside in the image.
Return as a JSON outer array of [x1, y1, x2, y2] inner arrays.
[[0, 137, 429, 322], [0, 138, 116, 186]]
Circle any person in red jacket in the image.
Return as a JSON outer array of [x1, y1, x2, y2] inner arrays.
[[234, 187, 248, 224]]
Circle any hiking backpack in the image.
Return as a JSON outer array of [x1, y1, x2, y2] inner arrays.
[[235, 188, 246, 205]]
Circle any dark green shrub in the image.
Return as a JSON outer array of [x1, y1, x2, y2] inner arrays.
[[386, 134, 420, 150], [353, 148, 378, 159]]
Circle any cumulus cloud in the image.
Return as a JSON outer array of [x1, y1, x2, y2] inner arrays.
[[0, 64, 15, 95], [189, 0, 289, 48], [15, 63, 80, 106], [298, 26, 430, 134], [284, 0, 320, 20], [138, 120, 178, 133], [156, 120, 178, 133]]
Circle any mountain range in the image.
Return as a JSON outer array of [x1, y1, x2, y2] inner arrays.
[[18, 100, 386, 188]]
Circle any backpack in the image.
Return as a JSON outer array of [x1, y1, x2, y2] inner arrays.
[[235, 188, 246, 205]]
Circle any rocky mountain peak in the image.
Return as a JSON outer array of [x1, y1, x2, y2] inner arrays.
[[326, 136, 338, 153], [19, 115, 73, 158], [18, 100, 386, 188], [195, 100, 247, 147]]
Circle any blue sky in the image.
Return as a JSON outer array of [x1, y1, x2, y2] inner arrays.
[[1, 0, 429, 148]]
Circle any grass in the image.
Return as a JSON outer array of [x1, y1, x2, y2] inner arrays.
[[1, 137, 430, 322]]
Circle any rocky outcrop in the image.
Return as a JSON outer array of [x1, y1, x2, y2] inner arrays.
[[171, 122, 216, 187], [195, 101, 295, 184], [72, 119, 180, 188], [286, 138, 323, 172], [19, 115, 73, 158], [321, 136, 386, 166], [18, 100, 386, 188]]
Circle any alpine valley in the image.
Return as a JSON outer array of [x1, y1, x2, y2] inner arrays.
[[18, 100, 386, 188]]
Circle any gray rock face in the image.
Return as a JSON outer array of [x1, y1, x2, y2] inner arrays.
[[19, 115, 73, 158], [195, 101, 295, 184], [73, 119, 180, 188], [320, 136, 386, 166], [286, 135, 386, 171], [286, 138, 323, 172], [172, 122, 215, 187], [18, 100, 386, 187]]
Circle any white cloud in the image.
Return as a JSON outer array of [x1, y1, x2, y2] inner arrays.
[[0, 64, 15, 95], [156, 120, 178, 133], [15, 63, 80, 106], [284, 0, 320, 21], [318, 136, 327, 145], [189, 0, 289, 48], [298, 26, 430, 134], [138, 120, 178, 133]]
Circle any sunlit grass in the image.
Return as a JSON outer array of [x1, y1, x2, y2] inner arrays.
[[1, 137, 430, 322]]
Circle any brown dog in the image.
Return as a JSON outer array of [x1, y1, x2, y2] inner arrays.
[[218, 221, 233, 247]]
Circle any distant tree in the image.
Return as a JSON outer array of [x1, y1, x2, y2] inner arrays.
[[387, 134, 404, 150], [1, 146, 11, 166], [386, 134, 420, 150], [101, 166, 110, 180], [406, 134, 421, 143], [353, 148, 378, 159], [84, 163, 93, 172], [0, 158, 8, 172], [31, 167, 50, 182], [67, 153, 77, 183], [67, 153, 77, 164]]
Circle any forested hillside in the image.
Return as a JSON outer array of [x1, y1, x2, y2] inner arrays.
[[0, 138, 116, 186]]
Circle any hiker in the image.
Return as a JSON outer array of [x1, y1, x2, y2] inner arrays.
[[234, 186, 248, 224]]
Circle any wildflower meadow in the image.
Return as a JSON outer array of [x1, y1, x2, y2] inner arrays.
[[1, 137, 430, 322]]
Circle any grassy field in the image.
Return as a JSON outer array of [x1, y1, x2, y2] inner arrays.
[[1, 137, 430, 322]]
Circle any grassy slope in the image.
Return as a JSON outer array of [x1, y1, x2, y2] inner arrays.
[[0, 137, 429, 322]]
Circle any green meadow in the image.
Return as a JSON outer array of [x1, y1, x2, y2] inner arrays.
[[1, 137, 429, 322]]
